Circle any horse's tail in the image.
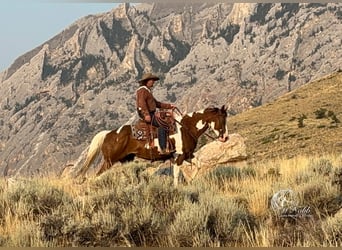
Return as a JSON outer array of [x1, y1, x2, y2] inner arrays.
[[76, 130, 111, 178]]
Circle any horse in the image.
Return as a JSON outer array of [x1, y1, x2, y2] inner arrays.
[[76, 105, 229, 186]]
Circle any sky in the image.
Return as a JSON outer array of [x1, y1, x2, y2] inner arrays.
[[0, 1, 121, 72]]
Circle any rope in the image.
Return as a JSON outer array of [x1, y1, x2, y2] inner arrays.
[[154, 114, 172, 130]]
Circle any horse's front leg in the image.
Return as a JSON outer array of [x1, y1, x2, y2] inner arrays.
[[173, 153, 185, 187], [173, 164, 180, 187]]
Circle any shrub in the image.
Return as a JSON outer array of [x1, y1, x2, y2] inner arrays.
[[65, 222, 99, 247], [314, 108, 327, 119], [327, 111, 340, 124], [207, 166, 256, 181], [6, 220, 43, 247], [206, 166, 243, 185], [265, 167, 281, 179], [123, 206, 162, 247], [298, 179, 341, 218], [169, 194, 256, 247], [145, 180, 185, 214], [39, 214, 68, 244], [7, 181, 71, 218], [331, 167, 342, 191], [261, 133, 278, 144], [0, 235, 5, 246], [297, 114, 307, 128], [295, 172, 312, 185], [90, 162, 148, 191], [310, 158, 333, 176], [242, 166, 257, 178], [321, 210, 342, 246]]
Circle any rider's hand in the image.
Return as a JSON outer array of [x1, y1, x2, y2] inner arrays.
[[170, 104, 175, 109], [144, 115, 151, 123]]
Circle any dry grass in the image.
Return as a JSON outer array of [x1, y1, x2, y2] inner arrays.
[[0, 154, 341, 247]]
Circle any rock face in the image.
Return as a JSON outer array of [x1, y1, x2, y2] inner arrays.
[[181, 133, 247, 182], [194, 134, 247, 166], [1, 3, 342, 177]]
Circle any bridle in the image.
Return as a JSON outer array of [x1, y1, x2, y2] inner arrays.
[[172, 107, 225, 141]]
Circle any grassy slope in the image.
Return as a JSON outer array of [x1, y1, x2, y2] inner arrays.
[[228, 72, 342, 162], [1, 156, 341, 247]]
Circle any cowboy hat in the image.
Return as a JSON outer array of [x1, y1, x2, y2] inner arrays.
[[138, 72, 160, 83]]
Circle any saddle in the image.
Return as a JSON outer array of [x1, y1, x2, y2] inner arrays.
[[132, 119, 157, 141], [131, 110, 177, 149]]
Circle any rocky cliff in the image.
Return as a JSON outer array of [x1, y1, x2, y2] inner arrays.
[[0, 3, 341, 176]]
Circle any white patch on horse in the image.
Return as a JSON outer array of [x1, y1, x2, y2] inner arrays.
[[117, 125, 124, 134], [154, 138, 160, 150], [195, 120, 206, 130], [170, 122, 183, 153], [224, 117, 229, 138], [210, 121, 220, 136], [165, 113, 182, 153]]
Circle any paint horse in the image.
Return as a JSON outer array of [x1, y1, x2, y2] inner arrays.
[[76, 105, 229, 186]]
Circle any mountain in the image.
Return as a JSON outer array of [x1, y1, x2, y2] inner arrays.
[[0, 3, 342, 177]]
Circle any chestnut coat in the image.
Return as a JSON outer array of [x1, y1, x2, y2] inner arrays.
[[136, 86, 172, 118]]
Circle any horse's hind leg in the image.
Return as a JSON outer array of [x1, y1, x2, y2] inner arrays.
[[96, 160, 111, 176], [96, 126, 133, 176]]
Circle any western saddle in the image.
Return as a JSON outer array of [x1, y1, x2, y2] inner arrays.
[[131, 110, 177, 152]]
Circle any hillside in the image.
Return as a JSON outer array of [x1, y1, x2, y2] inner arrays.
[[228, 71, 342, 162]]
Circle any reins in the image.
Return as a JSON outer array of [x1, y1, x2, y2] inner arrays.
[[172, 107, 217, 141]]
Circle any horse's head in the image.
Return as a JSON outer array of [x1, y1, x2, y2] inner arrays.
[[203, 105, 229, 142]]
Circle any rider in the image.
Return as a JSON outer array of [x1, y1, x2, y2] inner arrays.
[[136, 72, 175, 155]]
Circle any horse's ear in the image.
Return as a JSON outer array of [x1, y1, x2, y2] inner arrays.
[[221, 105, 227, 112]]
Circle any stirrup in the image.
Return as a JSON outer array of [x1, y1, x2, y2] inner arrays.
[[160, 148, 175, 155], [159, 149, 168, 155]]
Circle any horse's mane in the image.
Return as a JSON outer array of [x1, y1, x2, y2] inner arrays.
[[204, 106, 218, 112], [203, 106, 227, 115]]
